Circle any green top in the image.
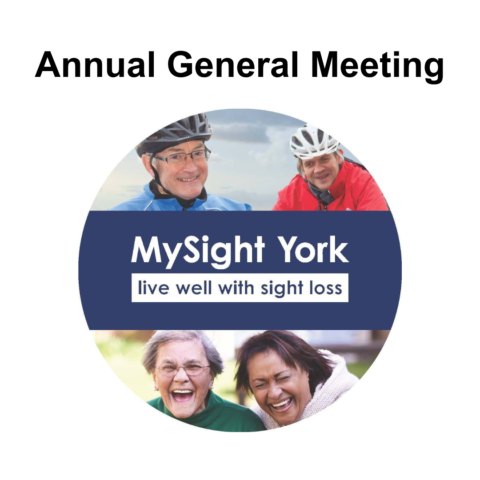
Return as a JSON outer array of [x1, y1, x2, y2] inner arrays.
[[147, 391, 265, 432]]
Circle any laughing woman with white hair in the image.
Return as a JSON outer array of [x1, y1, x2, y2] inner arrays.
[[142, 330, 265, 432]]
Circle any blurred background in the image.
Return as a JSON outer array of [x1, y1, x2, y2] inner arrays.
[[95, 330, 389, 407]]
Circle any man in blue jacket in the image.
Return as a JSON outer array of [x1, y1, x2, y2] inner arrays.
[[111, 113, 251, 211]]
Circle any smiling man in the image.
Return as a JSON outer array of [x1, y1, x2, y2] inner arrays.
[[273, 125, 388, 211], [111, 113, 252, 211]]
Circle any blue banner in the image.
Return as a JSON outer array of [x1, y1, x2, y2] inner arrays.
[[79, 211, 401, 330]]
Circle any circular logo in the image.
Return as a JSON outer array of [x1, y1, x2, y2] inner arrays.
[[80, 109, 401, 432]]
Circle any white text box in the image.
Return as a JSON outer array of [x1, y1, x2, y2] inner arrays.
[[131, 273, 348, 303]]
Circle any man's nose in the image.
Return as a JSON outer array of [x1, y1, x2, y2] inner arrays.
[[182, 154, 198, 171]]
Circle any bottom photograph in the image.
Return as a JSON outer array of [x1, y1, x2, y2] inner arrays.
[[94, 330, 389, 432]]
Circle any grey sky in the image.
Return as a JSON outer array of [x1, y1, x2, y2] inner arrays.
[[212, 124, 270, 143], [91, 109, 360, 211]]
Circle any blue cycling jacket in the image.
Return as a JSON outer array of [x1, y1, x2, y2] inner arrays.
[[110, 184, 252, 212]]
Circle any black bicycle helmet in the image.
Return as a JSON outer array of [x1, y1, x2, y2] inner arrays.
[[136, 113, 213, 157]]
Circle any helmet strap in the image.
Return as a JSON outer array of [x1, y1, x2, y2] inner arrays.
[[150, 155, 174, 196]]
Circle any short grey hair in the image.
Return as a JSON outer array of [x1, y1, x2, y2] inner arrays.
[[141, 330, 224, 377]]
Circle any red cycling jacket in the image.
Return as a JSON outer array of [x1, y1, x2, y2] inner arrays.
[[273, 160, 388, 211]]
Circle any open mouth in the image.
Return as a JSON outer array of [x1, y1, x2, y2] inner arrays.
[[171, 390, 194, 403], [178, 176, 199, 183], [270, 397, 293, 412], [317, 173, 329, 181]]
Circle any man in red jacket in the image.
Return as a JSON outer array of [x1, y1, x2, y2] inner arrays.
[[273, 125, 388, 211]]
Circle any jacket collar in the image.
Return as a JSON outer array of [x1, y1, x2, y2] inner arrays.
[[328, 161, 348, 199]]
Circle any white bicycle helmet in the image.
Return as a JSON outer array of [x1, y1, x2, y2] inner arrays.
[[290, 124, 340, 160]]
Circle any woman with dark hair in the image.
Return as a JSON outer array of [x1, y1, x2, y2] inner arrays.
[[235, 330, 358, 429]]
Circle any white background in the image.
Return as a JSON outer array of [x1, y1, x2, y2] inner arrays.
[[1, 1, 479, 479]]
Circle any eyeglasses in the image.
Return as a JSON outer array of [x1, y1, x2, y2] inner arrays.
[[152, 147, 211, 166], [156, 363, 211, 377]]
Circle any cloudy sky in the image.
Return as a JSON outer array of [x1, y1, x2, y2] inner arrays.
[[91, 109, 359, 210]]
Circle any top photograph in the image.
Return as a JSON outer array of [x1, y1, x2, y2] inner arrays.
[[92, 109, 388, 212]]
